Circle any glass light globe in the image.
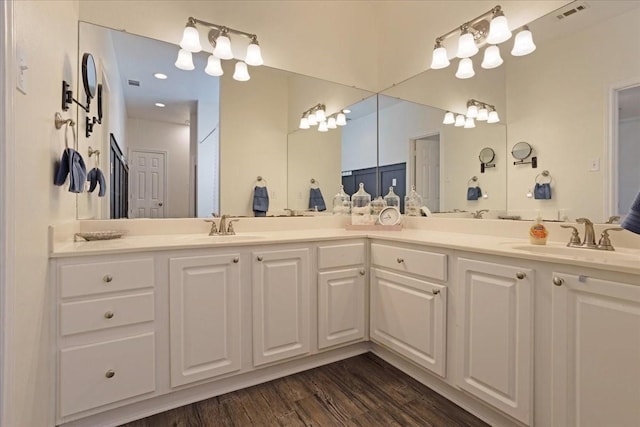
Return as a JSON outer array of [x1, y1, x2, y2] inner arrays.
[[487, 14, 512, 44], [299, 117, 310, 129], [466, 104, 479, 118], [327, 117, 337, 129], [443, 111, 455, 124], [481, 45, 503, 69], [477, 107, 489, 121], [174, 49, 195, 70], [455, 58, 475, 79], [336, 113, 347, 126], [232, 61, 250, 81], [307, 113, 318, 126], [315, 107, 326, 122], [457, 32, 479, 58], [318, 121, 328, 132], [464, 117, 476, 128], [487, 110, 500, 123], [179, 23, 202, 53], [213, 33, 234, 60], [454, 114, 465, 127], [430, 46, 450, 69], [245, 40, 264, 66], [511, 27, 536, 56], [204, 55, 223, 76]]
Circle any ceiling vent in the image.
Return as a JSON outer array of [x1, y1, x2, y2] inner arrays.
[[128, 79, 140, 87], [556, 3, 588, 20]]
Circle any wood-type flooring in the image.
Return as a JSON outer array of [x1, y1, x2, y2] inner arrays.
[[121, 353, 490, 427]]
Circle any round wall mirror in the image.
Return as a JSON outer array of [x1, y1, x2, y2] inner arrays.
[[82, 53, 98, 99], [479, 147, 495, 164], [511, 141, 533, 160]]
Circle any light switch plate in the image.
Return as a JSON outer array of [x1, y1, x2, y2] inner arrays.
[[589, 158, 600, 171]]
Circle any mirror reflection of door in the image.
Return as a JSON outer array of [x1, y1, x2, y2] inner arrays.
[[130, 150, 167, 218], [617, 84, 640, 217], [412, 134, 440, 213]]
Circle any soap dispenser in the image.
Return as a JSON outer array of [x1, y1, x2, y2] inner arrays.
[[332, 185, 351, 215], [529, 212, 548, 245], [404, 185, 423, 216], [384, 187, 400, 209], [351, 183, 373, 225]]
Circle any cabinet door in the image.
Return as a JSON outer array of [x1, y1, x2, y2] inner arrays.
[[253, 248, 310, 366], [318, 267, 366, 349], [552, 273, 640, 427], [456, 258, 533, 425], [169, 253, 242, 387], [370, 268, 447, 377]]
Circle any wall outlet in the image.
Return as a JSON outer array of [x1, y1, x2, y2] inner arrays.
[[589, 158, 600, 171]]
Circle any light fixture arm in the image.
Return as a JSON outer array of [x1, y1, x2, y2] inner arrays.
[[433, 5, 502, 43], [188, 17, 257, 41], [467, 98, 495, 111]]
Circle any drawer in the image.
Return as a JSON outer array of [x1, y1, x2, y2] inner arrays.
[[370, 243, 447, 281], [318, 242, 365, 269], [60, 292, 154, 336], [59, 333, 155, 417], [59, 258, 154, 298]]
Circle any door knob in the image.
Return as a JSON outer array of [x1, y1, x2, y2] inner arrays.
[[233, 257, 239, 263], [257, 256, 263, 261], [516, 272, 526, 280], [359, 269, 365, 276], [397, 258, 404, 264], [158, 202, 163, 206], [105, 369, 115, 379], [553, 277, 564, 286], [102, 274, 113, 283], [104, 311, 114, 319]]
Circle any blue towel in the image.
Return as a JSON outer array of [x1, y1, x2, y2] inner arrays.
[[534, 183, 552, 199], [467, 186, 482, 201], [309, 188, 326, 211], [622, 190, 640, 234], [87, 167, 106, 197], [253, 186, 269, 217], [54, 148, 87, 193]]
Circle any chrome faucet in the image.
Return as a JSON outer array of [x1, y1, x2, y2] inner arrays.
[[472, 209, 488, 219], [218, 215, 229, 235], [562, 218, 622, 251], [576, 218, 597, 247]]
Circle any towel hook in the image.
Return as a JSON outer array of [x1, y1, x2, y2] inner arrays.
[[55, 113, 76, 150], [54, 112, 74, 130], [535, 170, 552, 184], [255, 176, 267, 186], [88, 146, 101, 164], [467, 176, 478, 185]]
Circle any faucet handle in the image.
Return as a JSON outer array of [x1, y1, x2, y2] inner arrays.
[[204, 219, 218, 236], [560, 225, 581, 246], [598, 227, 623, 250], [227, 219, 240, 235], [606, 216, 621, 224]]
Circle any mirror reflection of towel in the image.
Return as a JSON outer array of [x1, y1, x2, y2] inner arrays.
[[534, 183, 552, 199], [622, 191, 640, 234], [54, 148, 87, 193], [309, 188, 326, 211], [253, 186, 269, 217], [466, 186, 482, 201], [87, 167, 106, 197]]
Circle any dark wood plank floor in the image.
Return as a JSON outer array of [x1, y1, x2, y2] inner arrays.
[[121, 353, 489, 427]]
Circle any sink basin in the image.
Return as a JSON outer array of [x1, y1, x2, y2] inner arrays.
[[509, 244, 639, 262]]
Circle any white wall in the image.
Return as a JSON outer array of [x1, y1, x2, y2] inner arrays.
[[342, 111, 377, 171], [127, 118, 191, 218], [196, 100, 220, 217], [11, 2, 80, 426], [505, 8, 640, 222]]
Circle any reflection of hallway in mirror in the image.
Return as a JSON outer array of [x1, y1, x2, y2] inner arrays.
[[412, 134, 440, 213], [130, 150, 166, 218], [617, 84, 640, 217]]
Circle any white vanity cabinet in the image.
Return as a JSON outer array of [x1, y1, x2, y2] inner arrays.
[[369, 242, 448, 377], [168, 252, 242, 387], [456, 258, 534, 425], [252, 247, 311, 366], [317, 241, 367, 350], [551, 272, 640, 427], [55, 255, 156, 421]]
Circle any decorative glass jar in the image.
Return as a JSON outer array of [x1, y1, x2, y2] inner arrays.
[[351, 183, 373, 225], [332, 185, 351, 215], [383, 187, 400, 209], [404, 185, 423, 216]]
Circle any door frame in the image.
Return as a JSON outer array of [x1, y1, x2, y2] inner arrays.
[[0, 1, 15, 425], [128, 149, 168, 218]]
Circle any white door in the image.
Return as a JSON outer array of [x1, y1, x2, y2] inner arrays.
[[130, 150, 166, 218], [552, 272, 640, 427], [169, 253, 242, 387], [252, 248, 310, 366], [414, 136, 440, 212], [456, 258, 533, 425], [318, 267, 366, 349], [370, 268, 447, 377]]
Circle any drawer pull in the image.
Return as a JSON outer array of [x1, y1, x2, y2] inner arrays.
[[359, 269, 366, 276], [553, 277, 564, 287], [396, 258, 404, 264], [257, 256, 263, 262], [105, 369, 115, 379], [516, 272, 526, 280], [432, 289, 440, 295], [233, 257, 239, 263], [104, 311, 114, 319], [102, 275, 113, 283]]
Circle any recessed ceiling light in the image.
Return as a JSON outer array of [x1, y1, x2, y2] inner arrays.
[[155, 103, 166, 108], [343, 109, 351, 114], [154, 73, 168, 80]]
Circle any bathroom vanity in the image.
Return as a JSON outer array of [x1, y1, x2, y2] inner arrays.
[[50, 217, 640, 427]]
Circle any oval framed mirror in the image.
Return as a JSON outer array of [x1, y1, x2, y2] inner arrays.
[[479, 147, 495, 164], [511, 141, 533, 160], [82, 53, 98, 99]]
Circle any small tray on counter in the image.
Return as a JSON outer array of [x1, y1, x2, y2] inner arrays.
[[74, 231, 125, 241]]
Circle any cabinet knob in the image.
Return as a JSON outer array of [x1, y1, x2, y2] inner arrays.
[[553, 276, 564, 287], [102, 274, 113, 283], [233, 257, 239, 263], [104, 311, 114, 319], [432, 289, 440, 295], [257, 256, 263, 262], [105, 370, 115, 379], [516, 272, 526, 280], [396, 258, 404, 264], [359, 269, 366, 276]]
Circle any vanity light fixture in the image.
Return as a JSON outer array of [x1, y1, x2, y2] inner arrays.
[[176, 17, 263, 82], [336, 112, 347, 126], [477, 105, 489, 121], [454, 114, 466, 127], [464, 117, 476, 128], [299, 103, 347, 131], [442, 111, 455, 124], [444, 99, 500, 129], [429, 5, 535, 79], [487, 107, 500, 123]]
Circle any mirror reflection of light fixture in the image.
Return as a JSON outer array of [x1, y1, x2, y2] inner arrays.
[[299, 116, 310, 129], [464, 117, 476, 128], [299, 103, 346, 131], [429, 5, 533, 79], [443, 111, 455, 124], [336, 112, 347, 126], [176, 17, 262, 82], [454, 114, 466, 127], [307, 113, 318, 126], [318, 121, 329, 132], [477, 105, 489, 121], [443, 99, 500, 128], [487, 107, 500, 123], [466, 102, 479, 118], [327, 117, 337, 129]]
